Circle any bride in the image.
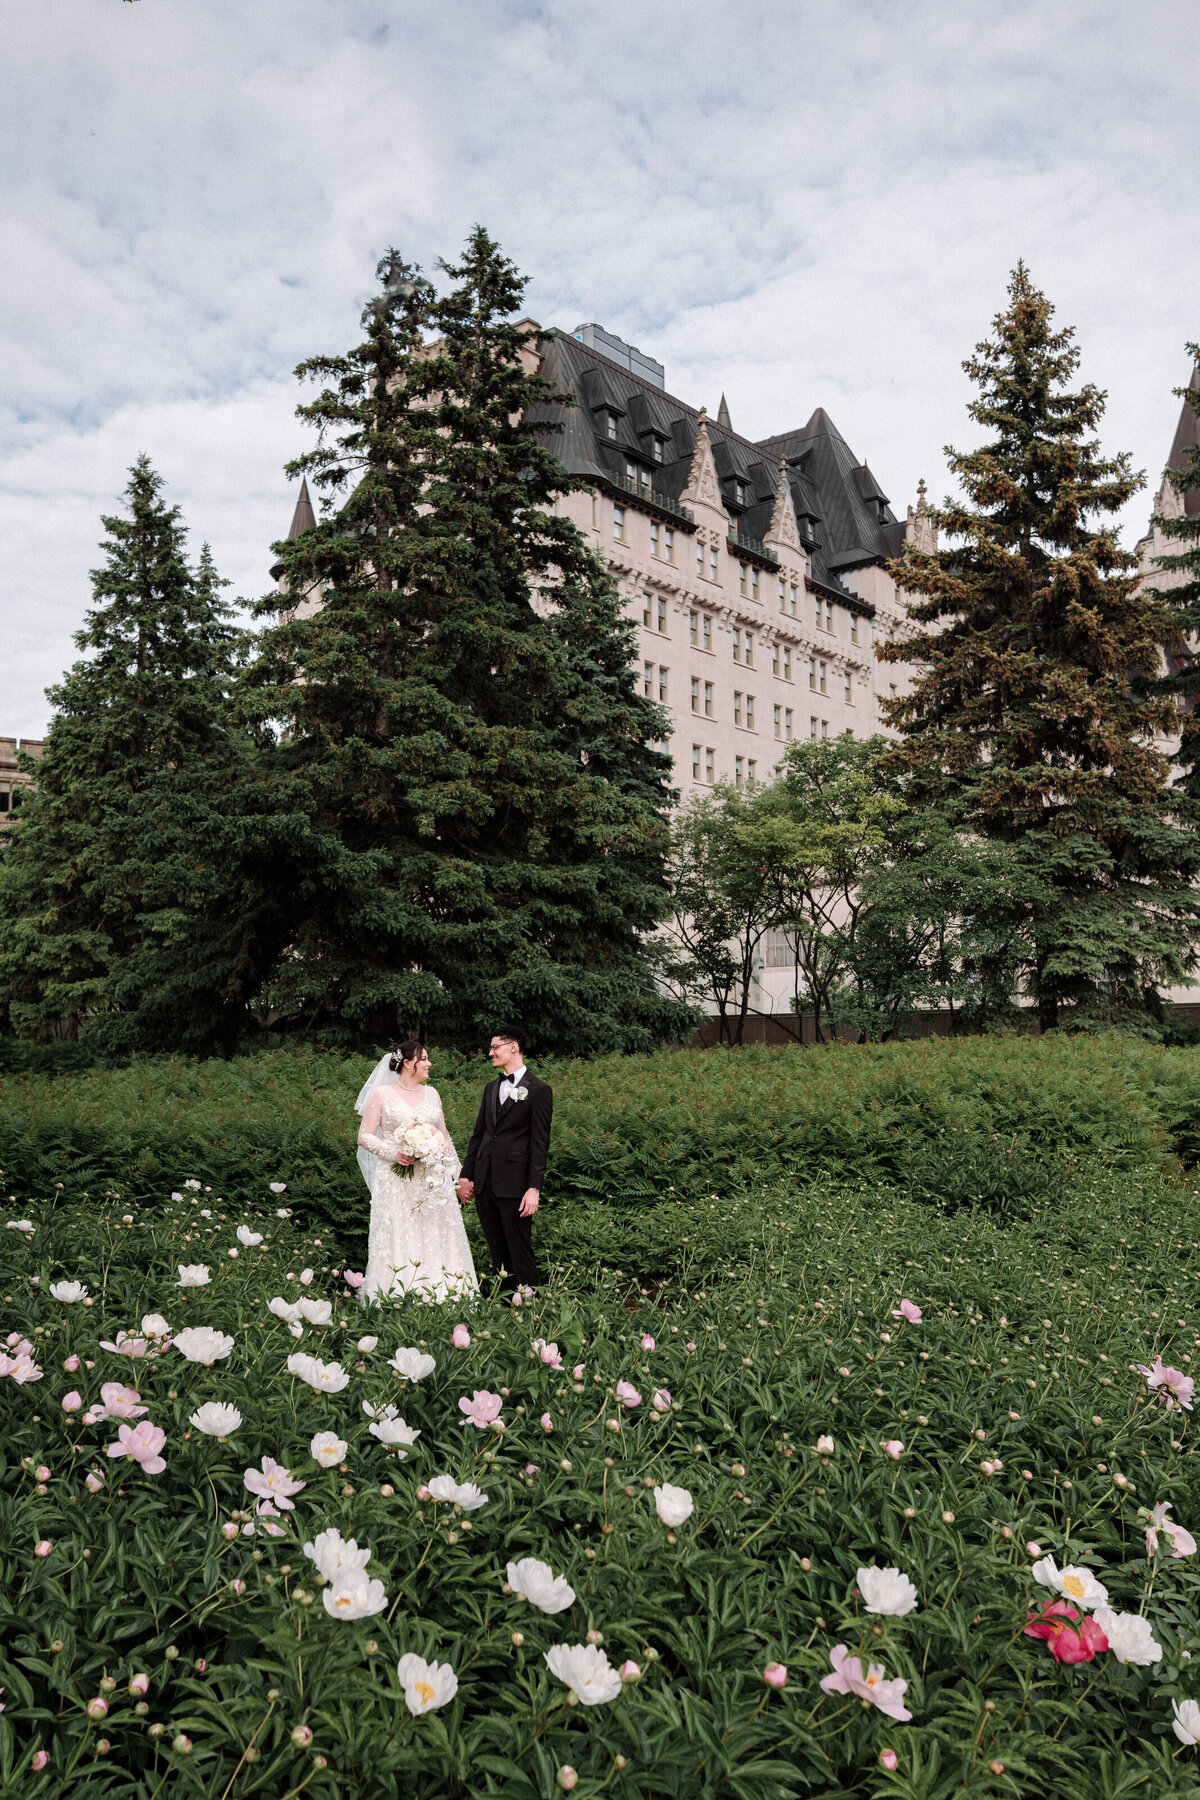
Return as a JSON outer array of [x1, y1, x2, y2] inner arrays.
[[355, 1040, 478, 1304]]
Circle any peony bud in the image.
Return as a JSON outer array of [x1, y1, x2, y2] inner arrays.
[[557, 1769, 578, 1792], [87, 1698, 108, 1721], [34, 1540, 52, 1557], [879, 1748, 898, 1770], [763, 1663, 787, 1689]]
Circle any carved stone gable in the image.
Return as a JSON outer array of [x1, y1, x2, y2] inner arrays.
[[765, 457, 801, 554], [682, 409, 726, 518]]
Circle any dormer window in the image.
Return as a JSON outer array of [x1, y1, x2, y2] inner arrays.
[[604, 411, 619, 440], [733, 479, 748, 507], [651, 436, 666, 464]]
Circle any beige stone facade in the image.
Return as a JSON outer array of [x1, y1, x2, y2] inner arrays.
[[0, 736, 43, 827]]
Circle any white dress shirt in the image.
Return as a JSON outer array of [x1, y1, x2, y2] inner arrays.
[[498, 1064, 528, 1105]]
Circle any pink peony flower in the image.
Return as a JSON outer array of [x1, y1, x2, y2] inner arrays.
[[572, 1364, 585, 1379], [1137, 1357, 1194, 1412], [882, 1440, 904, 1460], [451, 1324, 471, 1349], [762, 1663, 787, 1689], [891, 1300, 922, 1324], [879, 1749, 899, 1771], [417, 1484, 431, 1500], [820, 1645, 911, 1719], [63, 1354, 80, 1372], [62, 1391, 82, 1412], [616, 1380, 641, 1410], [105, 1421, 167, 1474], [1146, 1501, 1198, 1559], [641, 1335, 656, 1351], [221, 1522, 239, 1541], [652, 1389, 672, 1411], [458, 1390, 503, 1429], [35, 1465, 50, 1482], [85, 1471, 105, 1493], [620, 1659, 642, 1682], [343, 1270, 365, 1289], [98, 1383, 147, 1420], [1024, 1599, 1108, 1664], [243, 1456, 306, 1510], [99, 1337, 149, 1358], [533, 1340, 563, 1370], [31, 1751, 49, 1771], [981, 1459, 1003, 1477], [34, 1540, 52, 1558], [540, 1412, 554, 1433]]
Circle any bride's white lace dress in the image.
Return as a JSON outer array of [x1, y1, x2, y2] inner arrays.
[[361, 1086, 478, 1303]]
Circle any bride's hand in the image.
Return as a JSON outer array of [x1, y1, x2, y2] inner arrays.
[[396, 1154, 415, 1167]]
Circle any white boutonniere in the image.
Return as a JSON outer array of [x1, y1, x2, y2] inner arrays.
[[513, 1086, 529, 1102]]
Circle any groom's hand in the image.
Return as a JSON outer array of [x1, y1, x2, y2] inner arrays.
[[519, 1188, 540, 1219], [456, 1178, 474, 1204]]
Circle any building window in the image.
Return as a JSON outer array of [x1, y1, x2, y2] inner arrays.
[[818, 661, 827, 694], [732, 627, 742, 663], [814, 595, 822, 630], [745, 633, 754, 667], [889, 683, 897, 701], [689, 609, 698, 645], [734, 479, 748, 506], [784, 707, 793, 740], [705, 747, 714, 783], [778, 576, 786, 609], [850, 614, 859, 644], [614, 505, 625, 541], [739, 563, 748, 597], [748, 759, 756, 780], [825, 599, 834, 630], [643, 662, 654, 697], [658, 666, 668, 703], [704, 681, 713, 717], [810, 716, 818, 738], [789, 583, 798, 616], [605, 411, 618, 440], [783, 646, 791, 680], [696, 539, 705, 577], [734, 691, 743, 726], [808, 657, 817, 690], [654, 597, 665, 633], [766, 927, 797, 967], [735, 755, 744, 784], [821, 719, 829, 738], [642, 594, 652, 627], [663, 527, 674, 563], [709, 545, 718, 580], [746, 694, 755, 730], [692, 743, 701, 780], [771, 644, 779, 676], [702, 614, 712, 652], [751, 567, 759, 601], [774, 704, 782, 739], [652, 436, 665, 464], [844, 671, 852, 702], [650, 520, 660, 557], [691, 677, 700, 712]]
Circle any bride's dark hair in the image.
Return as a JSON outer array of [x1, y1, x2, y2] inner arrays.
[[389, 1039, 426, 1074]]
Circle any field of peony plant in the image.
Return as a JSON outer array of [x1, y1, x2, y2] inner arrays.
[[3, 1164, 1200, 1797]]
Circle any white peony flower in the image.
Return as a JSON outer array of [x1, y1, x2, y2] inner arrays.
[[304, 1526, 372, 1579], [815, 1435, 835, 1455], [506, 1556, 576, 1614], [297, 1298, 333, 1326], [286, 1352, 350, 1394], [857, 1565, 919, 1617], [176, 1265, 211, 1288], [6, 1220, 35, 1234], [275, 1207, 291, 1217], [299, 1269, 314, 1286], [140, 1314, 171, 1338], [310, 1432, 348, 1467], [236, 1226, 263, 1247], [1094, 1607, 1162, 1665], [544, 1642, 623, 1705], [269, 1296, 304, 1325], [269, 1183, 287, 1194], [184, 1179, 203, 1191], [1174, 1699, 1200, 1745], [369, 1417, 421, 1456], [653, 1482, 694, 1527], [322, 1568, 388, 1620], [389, 1347, 436, 1382], [397, 1652, 458, 1715], [173, 1327, 235, 1366], [427, 1474, 488, 1511], [362, 1399, 399, 1422], [49, 1280, 88, 1303], [1031, 1555, 1109, 1612], [357, 1336, 379, 1354], [189, 1401, 243, 1439]]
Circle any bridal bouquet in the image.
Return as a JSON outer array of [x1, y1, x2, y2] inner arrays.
[[394, 1120, 447, 1179]]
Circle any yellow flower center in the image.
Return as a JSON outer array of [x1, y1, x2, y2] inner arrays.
[[1061, 1574, 1086, 1599], [415, 1681, 435, 1705], [866, 1672, 879, 1686]]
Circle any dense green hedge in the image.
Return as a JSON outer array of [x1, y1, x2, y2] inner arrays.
[[3, 1036, 1200, 1244]]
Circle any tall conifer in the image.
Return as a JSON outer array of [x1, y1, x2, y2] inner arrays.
[[243, 230, 692, 1053], [882, 267, 1200, 1031]]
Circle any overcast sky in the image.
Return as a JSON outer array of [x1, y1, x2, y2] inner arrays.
[[3, 0, 1199, 738]]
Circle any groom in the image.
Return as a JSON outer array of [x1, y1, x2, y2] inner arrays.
[[457, 1029, 552, 1293]]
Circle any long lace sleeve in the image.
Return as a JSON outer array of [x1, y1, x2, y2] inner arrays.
[[358, 1126, 399, 1162]]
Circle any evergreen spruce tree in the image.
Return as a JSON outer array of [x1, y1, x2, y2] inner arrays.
[[0, 459, 258, 1052], [882, 266, 1200, 1031], [1148, 356, 1200, 790], [243, 229, 693, 1053]]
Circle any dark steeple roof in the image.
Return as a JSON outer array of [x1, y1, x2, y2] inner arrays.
[[287, 477, 317, 538], [529, 330, 899, 604], [1167, 362, 1200, 519]]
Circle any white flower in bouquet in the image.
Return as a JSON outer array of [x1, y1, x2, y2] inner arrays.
[[427, 1474, 488, 1511], [310, 1431, 348, 1467], [286, 1353, 350, 1394], [388, 1347, 436, 1382], [173, 1327, 235, 1366], [857, 1565, 919, 1617], [653, 1482, 694, 1527], [304, 1526, 371, 1579], [544, 1643, 623, 1705], [397, 1652, 458, 1715], [49, 1280, 88, 1303], [176, 1265, 211, 1288], [189, 1402, 243, 1439], [236, 1226, 263, 1247], [394, 1120, 447, 1180], [507, 1556, 575, 1614], [323, 1568, 388, 1620], [369, 1416, 422, 1455]]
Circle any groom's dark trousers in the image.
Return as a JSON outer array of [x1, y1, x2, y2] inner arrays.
[[461, 1073, 552, 1292]]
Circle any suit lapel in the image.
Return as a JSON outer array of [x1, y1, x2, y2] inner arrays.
[[487, 1079, 498, 1130]]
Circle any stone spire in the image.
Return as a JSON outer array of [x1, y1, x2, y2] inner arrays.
[[287, 477, 317, 539], [904, 478, 937, 554], [682, 407, 724, 514], [717, 392, 732, 431], [764, 457, 801, 554]]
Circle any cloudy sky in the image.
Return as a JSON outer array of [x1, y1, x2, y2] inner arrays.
[[3, 0, 1199, 737]]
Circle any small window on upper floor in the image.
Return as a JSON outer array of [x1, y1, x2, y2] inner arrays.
[[734, 480, 748, 507], [652, 436, 666, 464], [605, 412, 619, 440]]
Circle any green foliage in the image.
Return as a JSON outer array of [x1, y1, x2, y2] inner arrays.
[[884, 266, 1200, 1032], [241, 231, 692, 1056], [3, 1142, 1200, 1796]]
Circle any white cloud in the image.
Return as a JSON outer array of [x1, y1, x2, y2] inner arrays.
[[3, 0, 1199, 735]]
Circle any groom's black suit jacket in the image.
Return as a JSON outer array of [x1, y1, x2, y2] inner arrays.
[[460, 1072, 552, 1202]]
